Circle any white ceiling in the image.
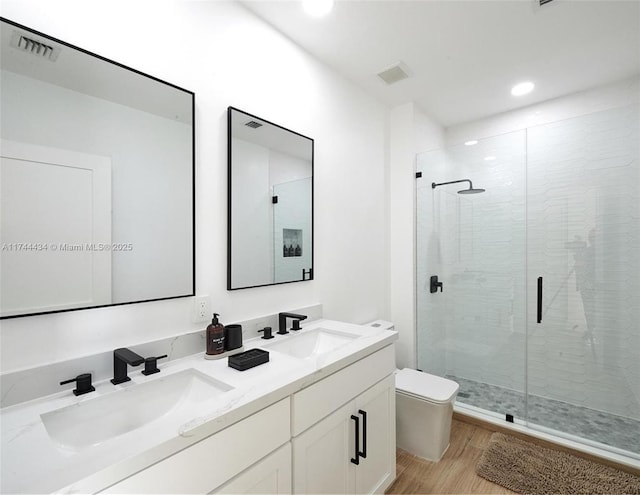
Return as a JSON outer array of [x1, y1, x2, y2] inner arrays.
[[239, 0, 640, 127]]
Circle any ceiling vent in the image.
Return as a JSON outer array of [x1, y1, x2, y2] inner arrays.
[[10, 31, 60, 61], [244, 120, 263, 129], [377, 62, 411, 85]]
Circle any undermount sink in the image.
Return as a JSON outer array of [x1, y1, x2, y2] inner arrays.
[[40, 369, 232, 451], [262, 328, 359, 359]]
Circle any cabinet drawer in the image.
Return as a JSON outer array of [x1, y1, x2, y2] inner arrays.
[[103, 398, 290, 494], [291, 345, 395, 436]]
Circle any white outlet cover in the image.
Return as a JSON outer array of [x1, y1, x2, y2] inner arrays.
[[192, 295, 211, 323]]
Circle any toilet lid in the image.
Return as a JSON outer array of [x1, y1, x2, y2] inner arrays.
[[395, 368, 459, 403]]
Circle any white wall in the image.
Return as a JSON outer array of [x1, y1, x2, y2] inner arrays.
[[389, 102, 444, 369], [0, 0, 388, 373]]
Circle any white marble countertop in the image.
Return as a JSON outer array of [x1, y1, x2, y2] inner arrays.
[[1, 319, 397, 494]]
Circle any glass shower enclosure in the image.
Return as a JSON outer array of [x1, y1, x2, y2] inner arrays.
[[416, 104, 640, 458]]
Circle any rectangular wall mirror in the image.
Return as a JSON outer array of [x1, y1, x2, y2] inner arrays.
[[228, 107, 313, 290], [0, 18, 195, 318]]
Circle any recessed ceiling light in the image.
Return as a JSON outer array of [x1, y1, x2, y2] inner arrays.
[[464, 140, 478, 146], [511, 81, 535, 96], [484, 156, 496, 161], [302, 0, 334, 17]]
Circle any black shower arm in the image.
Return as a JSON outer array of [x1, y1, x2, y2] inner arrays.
[[432, 179, 473, 189]]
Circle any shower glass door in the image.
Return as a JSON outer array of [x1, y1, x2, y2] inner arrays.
[[525, 105, 640, 454], [416, 103, 640, 458], [416, 130, 527, 421]]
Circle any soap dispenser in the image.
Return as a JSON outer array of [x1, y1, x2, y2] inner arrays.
[[206, 313, 225, 357]]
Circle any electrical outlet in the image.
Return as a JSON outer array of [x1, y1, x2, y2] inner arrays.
[[192, 295, 211, 323]]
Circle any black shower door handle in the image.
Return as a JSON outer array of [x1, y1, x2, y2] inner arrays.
[[537, 277, 543, 323]]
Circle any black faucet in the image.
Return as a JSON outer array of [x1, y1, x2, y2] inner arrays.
[[430, 275, 443, 293], [258, 326, 274, 339], [142, 355, 168, 376], [278, 312, 308, 334], [111, 347, 144, 385], [60, 373, 95, 396]]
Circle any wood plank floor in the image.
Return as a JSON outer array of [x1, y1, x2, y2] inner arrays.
[[386, 419, 515, 494]]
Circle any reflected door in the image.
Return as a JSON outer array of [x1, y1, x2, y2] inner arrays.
[[0, 140, 111, 315]]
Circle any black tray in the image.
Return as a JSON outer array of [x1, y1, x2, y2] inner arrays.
[[228, 348, 269, 371]]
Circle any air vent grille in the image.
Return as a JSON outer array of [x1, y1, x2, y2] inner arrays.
[[244, 120, 263, 129], [377, 62, 410, 85], [10, 31, 60, 61]]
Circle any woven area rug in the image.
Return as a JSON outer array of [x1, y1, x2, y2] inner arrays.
[[476, 432, 640, 495]]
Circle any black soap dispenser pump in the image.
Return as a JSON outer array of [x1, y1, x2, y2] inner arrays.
[[206, 313, 225, 357]]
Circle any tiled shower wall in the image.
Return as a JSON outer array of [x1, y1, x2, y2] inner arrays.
[[417, 104, 640, 423]]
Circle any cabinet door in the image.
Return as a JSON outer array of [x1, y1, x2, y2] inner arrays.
[[212, 443, 291, 494], [354, 375, 396, 494], [292, 401, 356, 494]]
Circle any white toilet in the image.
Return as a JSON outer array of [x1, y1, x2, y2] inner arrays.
[[364, 320, 459, 462], [395, 368, 459, 461]]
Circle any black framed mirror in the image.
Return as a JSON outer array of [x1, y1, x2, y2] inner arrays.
[[227, 107, 313, 290], [0, 18, 195, 318]]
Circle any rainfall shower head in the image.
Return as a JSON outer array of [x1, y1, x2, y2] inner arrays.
[[458, 186, 485, 194], [432, 179, 485, 195]]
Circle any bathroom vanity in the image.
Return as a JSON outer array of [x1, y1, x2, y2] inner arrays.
[[0, 320, 397, 494]]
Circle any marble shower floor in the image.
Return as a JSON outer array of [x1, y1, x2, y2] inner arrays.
[[446, 375, 640, 455]]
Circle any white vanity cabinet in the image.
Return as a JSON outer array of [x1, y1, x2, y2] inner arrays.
[[102, 398, 291, 494], [100, 344, 396, 495], [291, 346, 396, 494], [1, 319, 399, 494]]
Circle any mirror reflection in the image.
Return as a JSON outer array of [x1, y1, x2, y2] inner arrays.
[[0, 18, 195, 318], [228, 107, 313, 290]]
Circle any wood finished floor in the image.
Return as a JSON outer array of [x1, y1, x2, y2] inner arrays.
[[386, 419, 515, 495]]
